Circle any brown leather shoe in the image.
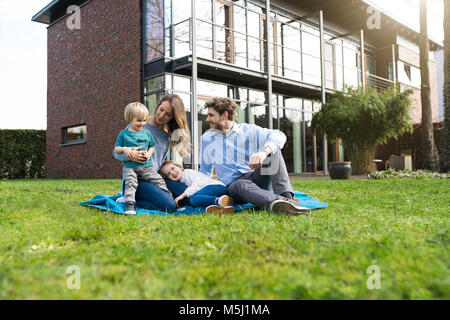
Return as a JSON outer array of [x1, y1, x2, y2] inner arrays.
[[217, 195, 234, 207], [206, 205, 235, 215]]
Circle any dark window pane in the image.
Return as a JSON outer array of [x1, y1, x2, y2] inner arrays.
[[145, 75, 165, 94]]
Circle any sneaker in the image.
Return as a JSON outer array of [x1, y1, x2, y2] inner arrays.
[[206, 205, 235, 215], [270, 198, 310, 216], [116, 196, 125, 204], [124, 203, 136, 215], [217, 195, 234, 207]]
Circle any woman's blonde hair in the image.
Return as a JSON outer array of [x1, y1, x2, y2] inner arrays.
[[159, 160, 184, 178], [124, 102, 149, 124], [156, 94, 191, 157]]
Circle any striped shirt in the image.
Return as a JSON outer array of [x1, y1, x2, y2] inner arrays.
[[200, 122, 287, 186]]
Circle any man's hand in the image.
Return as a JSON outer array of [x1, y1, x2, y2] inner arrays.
[[174, 193, 187, 207], [125, 146, 147, 164], [249, 151, 269, 169]]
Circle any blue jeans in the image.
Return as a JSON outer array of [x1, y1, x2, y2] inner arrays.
[[189, 185, 228, 207], [132, 179, 188, 212], [165, 179, 191, 206]]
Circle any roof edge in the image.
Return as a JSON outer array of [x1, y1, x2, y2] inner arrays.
[[31, 0, 59, 24], [361, 0, 443, 49]]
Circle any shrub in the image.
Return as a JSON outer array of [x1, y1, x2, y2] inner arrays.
[[0, 130, 46, 179], [311, 86, 413, 175], [368, 169, 449, 179]]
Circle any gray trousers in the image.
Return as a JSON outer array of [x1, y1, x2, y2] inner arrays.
[[123, 166, 171, 205], [227, 151, 294, 209]]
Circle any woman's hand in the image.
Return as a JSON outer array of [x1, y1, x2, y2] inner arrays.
[[125, 146, 147, 164], [174, 193, 187, 207]]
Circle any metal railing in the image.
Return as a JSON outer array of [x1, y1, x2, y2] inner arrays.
[[367, 73, 394, 92]]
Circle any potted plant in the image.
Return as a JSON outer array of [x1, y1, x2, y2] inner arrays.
[[328, 161, 352, 179], [311, 86, 413, 175]]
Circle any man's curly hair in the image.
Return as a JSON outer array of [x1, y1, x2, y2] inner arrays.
[[204, 97, 237, 121]]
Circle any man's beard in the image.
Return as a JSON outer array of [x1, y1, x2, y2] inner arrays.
[[210, 122, 224, 131]]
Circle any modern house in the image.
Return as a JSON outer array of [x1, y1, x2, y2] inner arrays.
[[32, 0, 443, 178]]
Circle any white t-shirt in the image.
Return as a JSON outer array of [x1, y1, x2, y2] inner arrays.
[[180, 169, 225, 197]]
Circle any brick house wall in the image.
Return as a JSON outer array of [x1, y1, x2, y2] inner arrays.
[[46, 0, 142, 178], [397, 45, 439, 124]]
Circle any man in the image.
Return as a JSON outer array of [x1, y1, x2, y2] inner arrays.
[[200, 97, 310, 215]]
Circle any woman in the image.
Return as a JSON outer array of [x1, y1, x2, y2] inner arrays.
[[113, 94, 191, 212]]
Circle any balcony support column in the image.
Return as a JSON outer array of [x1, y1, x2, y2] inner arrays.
[[265, 0, 273, 129], [360, 29, 366, 88], [319, 10, 328, 175], [191, 0, 199, 169], [392, 44, 397, 91]]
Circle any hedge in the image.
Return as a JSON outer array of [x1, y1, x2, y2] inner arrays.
[[0, 130, 46, 179]]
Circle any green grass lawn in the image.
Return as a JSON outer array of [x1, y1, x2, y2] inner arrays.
[[0, 178, 448, 300]]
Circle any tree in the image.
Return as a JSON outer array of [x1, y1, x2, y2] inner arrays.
[[418, 0, 440, 170], [311, 86, 413, 175], [443, 0, 450, 172]]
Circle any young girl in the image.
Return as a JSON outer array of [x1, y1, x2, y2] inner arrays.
[[159, 160, 235, 214]]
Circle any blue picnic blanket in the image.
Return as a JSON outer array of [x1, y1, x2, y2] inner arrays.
[[79, 191, 327, 216]]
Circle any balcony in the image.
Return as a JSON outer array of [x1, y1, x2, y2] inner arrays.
[[145, 0, 395, 99]]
